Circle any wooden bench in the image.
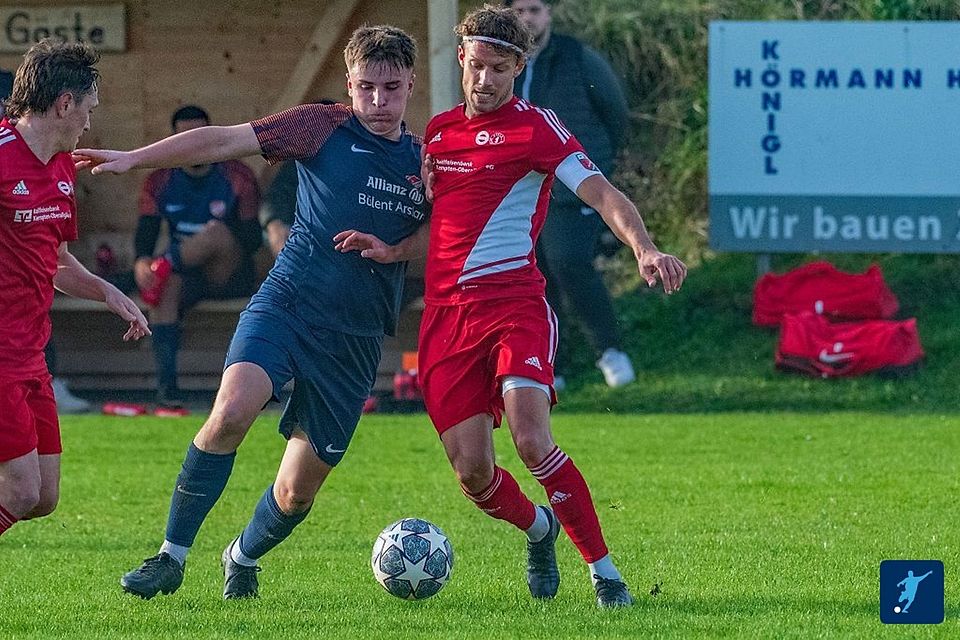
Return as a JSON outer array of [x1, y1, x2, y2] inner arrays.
[[50, 295, 419, 393]]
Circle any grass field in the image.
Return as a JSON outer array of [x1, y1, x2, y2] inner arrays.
[[1, 412, 958, 639]]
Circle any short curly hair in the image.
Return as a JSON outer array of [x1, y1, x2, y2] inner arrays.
[[4, 38, 100, 118], [456, 4, 532, 59]]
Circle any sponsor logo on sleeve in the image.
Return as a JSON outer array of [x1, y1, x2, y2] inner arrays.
[[576, 152, 598, 172]]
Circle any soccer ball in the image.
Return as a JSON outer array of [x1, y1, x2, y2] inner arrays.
[[371, 518, 454, 600]]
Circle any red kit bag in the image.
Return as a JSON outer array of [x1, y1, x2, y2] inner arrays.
[[753, 261, 899, 326], [776, 312, 924, 378]]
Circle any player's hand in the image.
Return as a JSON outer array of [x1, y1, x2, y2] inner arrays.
[[333, 230, 396, 263], [637, 249, 687, 294], [421, 151, 436, 202], [73, 148, 135, 175], [133, 257, 155, 291], [102, 285, 151, 341]]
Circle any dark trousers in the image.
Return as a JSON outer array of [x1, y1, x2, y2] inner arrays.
[[536, 200, 622, 374]]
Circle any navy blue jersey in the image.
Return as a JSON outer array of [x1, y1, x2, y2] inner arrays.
[[139, 160, 261, 251], [250, 103, 427, 337]]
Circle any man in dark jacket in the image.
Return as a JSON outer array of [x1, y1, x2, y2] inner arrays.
[[507, 0, 635, 389]]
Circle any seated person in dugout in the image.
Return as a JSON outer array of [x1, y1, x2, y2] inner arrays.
[[134, 105, 262, 409]]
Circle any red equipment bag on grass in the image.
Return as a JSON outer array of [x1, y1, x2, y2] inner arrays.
[[753, 261, 899, 326], [776, 312, 924, 378]]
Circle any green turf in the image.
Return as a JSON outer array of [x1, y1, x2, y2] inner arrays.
[[1, 412, 957, 638]]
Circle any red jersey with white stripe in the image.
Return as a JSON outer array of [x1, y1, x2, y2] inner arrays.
[[423, 97, 601, 305], [0, 118, 78, 378]]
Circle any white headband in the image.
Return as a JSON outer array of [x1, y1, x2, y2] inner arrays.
[[462, 35, 525, 55]]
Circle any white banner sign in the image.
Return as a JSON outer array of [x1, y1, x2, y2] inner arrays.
[[709, 21, 960, 252]]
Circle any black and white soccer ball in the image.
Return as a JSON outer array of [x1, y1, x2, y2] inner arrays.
[[371, 518, 454, 600]]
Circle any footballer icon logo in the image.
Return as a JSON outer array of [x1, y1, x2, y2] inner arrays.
[[880, 560, 944, 624], [57, 180, 74, 196], [576, 152, 598, 172]]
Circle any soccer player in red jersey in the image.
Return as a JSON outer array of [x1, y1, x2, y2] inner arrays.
[[0, 40, 150, 538], [338, 6, 686, 607]]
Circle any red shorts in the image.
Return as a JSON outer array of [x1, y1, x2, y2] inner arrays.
[[0, 373, 61, 462], [419, 297, 558, 433]]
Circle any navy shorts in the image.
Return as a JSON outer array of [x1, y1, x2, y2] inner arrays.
[[224, 301, 382, 466]]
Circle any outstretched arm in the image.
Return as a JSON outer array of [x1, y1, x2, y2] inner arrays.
[[575, 174, 687, 294], [333, 223, 430, 264], [54, 243, 150, 341], [74, 124, 261, 175], [919, 571, 933, 581]]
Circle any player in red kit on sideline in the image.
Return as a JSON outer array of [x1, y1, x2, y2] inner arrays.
[[336, 6, 686, 607], [0, 40, 150, 538]]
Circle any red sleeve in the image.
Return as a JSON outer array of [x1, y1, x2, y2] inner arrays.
[[251, 103, 352, 163], [528, 107, 587, 174], [138, 170, 171, 216], [224, 160, 261, 221]]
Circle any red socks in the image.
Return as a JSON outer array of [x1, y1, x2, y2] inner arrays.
[[530, 446, 608, 563], [462, 466, 537, 531], [0, 504, 18, 536]]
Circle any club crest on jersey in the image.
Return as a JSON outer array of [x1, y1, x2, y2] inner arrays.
[[57, 180, 74, 196], [475, 130, 505, 146], [575, 152, 597, 172], [209, 200, 227, 218]]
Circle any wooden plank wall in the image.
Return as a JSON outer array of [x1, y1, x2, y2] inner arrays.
[[0, 0, 433, 265]]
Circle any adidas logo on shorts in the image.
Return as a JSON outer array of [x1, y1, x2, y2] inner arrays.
[[524, 356, 542, 370], [12, 180, 29, 196]]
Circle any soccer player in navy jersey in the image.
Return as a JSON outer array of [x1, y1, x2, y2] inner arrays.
[[0, 40, 150, 539], [338, 7, 686, 607], [76, 26, 430, 600]]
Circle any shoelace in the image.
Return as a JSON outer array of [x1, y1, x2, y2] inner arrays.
[[137, 554, 172, 574], [593, 575, 628, 597]]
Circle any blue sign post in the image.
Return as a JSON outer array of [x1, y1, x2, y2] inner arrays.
[[709, 22, 960, 253]]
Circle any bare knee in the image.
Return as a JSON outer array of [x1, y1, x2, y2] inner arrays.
[[512, 426, 554, 469], [273, 481, 317, 515], [514, 436, 549, 469], [453, 456, 495, 495], [197, 401, 256, 452]]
